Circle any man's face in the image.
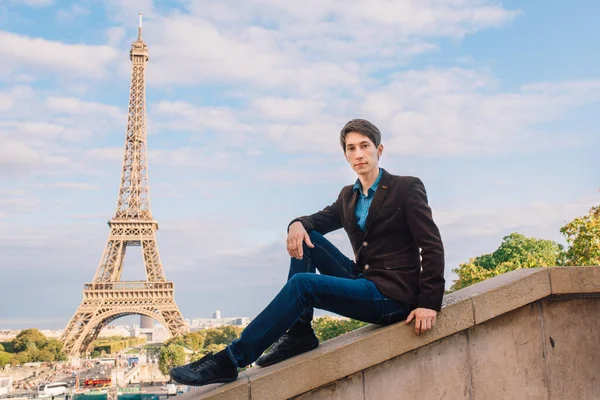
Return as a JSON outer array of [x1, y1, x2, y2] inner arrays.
[[344, 132, 382, 175]]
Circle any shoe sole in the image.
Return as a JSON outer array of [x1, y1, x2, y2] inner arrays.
[[256, 341, 319, 367], [169, 371, 238, 386]]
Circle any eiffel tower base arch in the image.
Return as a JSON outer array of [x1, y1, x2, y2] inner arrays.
[[62, 282, 188, 356]]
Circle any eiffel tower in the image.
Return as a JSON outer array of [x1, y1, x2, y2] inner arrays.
[[61, 15, 188, 356]]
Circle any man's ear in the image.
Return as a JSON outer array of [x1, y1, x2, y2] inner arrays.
[[377, 144, 384, 157]]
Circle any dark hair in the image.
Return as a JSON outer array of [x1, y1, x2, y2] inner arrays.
[[340, 119, 381, 150]]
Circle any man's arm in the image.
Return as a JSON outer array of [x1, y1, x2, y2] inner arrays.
[[404, 178, 445, 312], [288, 190, 345, 235], [286, 191, 344, 260]]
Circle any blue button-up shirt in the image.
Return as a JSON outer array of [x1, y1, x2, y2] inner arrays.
[[353, 168, 383, 231]]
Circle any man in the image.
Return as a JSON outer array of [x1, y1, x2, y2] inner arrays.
[[170, 119, 445, 386]]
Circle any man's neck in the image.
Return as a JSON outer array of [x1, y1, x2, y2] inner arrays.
[[358, 167, 380, 196]]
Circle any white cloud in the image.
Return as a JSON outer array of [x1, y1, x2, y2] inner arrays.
[[0, 93, 13, 111], [33, 182, 100, 191], [86, 148, 123, 162], [0, 189, 39, 218], [256, 69, 600, 157], [362, 70, 600, 155], [0, 86, 127, 176], [437, 197, 600, 239], [0, 140, 41, 176], [153, 101, 251, 137], [250, 97, 326, 122], [100, 0, 519, 92], [103, 0, 156, 25], [55, 3, 90, 21], [0, 31, 119, 78], [150, 147, 234, 168], [46, 97, 123, 120], [106, 26, 126, 47]]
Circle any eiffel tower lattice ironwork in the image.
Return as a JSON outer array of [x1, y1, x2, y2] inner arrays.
[[61, 15, 188, 356]]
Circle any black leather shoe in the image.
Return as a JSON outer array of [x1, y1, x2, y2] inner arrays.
[[255, 331, 319, 367], [169, 352, 238, 386]]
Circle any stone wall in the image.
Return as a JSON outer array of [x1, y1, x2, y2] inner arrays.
[[178, 266, 600, 400], [297, 297, 600, 399]]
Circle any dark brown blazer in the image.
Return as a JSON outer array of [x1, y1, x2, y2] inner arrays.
[[291, 168, 445, 311]]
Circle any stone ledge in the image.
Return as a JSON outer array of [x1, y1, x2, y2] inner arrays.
[[550, 266, 600, 294], [181, 266, 600, 399]]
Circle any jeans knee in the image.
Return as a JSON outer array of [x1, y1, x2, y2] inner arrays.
[[300, 231, 324, 256], [308, 231, 324, 244], [287, 273, 313, 297]]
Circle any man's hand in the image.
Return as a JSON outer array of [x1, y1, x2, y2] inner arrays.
[[405, 308, 437, 335], [287, 221, 315, 259]]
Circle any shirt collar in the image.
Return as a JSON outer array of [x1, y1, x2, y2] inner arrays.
[[353, 168, 383, 194]]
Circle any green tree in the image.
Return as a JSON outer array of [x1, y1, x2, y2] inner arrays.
[[1, 342, 14, 353], [158, 344, 185, 376], [16, 349, 37, 364], [183, 332, 205, 352], [36, 349, 55, 362], [165, 332, 206, 352], [164, 336, 185, 347], [312, 317, 368, 341], [0, 351, 11, 368], [12, 329, 48, 352], [451, 232, 563, 291], [203, 326, 242, 347], [42, 338, 66, 361], [560, 205, 600, 266]]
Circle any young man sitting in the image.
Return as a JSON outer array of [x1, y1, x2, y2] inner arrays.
[[170, 119, 445, 386]]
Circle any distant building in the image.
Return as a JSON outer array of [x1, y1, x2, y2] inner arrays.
[[98, 325, 131, 338], [0, 330, 18, 341], [190, 311, 250, 330], [0, 375, 12, 395], [0, 329, 63, 341], [140, 315, 153, 329]]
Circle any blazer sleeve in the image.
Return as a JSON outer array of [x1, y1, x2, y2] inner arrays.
[[404, 178, 445, 311], [288, 190, 344, 235]]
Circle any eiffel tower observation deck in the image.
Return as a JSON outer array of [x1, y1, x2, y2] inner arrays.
[[61, 15, 188, 356]]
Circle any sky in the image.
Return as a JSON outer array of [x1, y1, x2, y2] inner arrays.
[[0, 0, 598, 330]]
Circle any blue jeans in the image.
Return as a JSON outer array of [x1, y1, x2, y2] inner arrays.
[[226, 231, 410, 367]]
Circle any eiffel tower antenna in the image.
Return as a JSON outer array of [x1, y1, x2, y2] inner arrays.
[[61, 15, 188, 356]]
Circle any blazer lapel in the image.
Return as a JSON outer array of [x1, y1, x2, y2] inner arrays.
[[363, 171, 390, 236]]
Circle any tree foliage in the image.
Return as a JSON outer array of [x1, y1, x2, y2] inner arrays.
[[560, 205, 600, 266], [158, 344, 185, 376], [166, 326, 242, 354], [312, 317, 367, 342], [0, 351, 11, 368], [13, 329, 48, 352], [203, 326, 242, 347], [451, 233, 563, 291], [183, 332, 205, 352], [3, 329, 66, 364]]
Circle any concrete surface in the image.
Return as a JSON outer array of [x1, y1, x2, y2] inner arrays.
[[178, 266, 600, 399]]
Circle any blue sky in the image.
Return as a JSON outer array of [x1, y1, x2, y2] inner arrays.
[[0, 0, 598, 330]]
